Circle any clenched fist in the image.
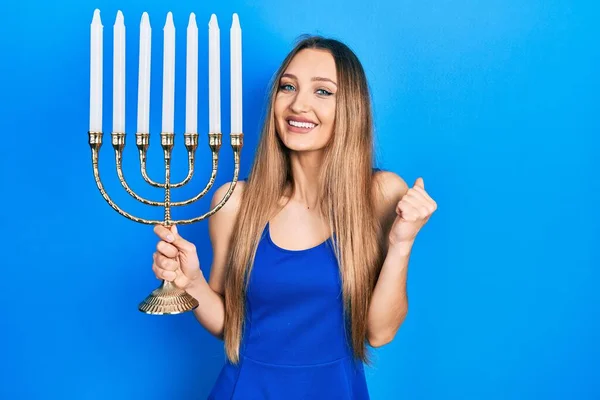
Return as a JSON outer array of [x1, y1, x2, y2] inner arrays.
[[389, 177, 437, 247], [152, 224, 203, 291]]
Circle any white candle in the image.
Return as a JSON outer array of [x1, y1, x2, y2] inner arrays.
[[186, 13, 198, 134], [162, 12, 175, 134], [208, 14, 221, 133], [230, 13, 242, 134], [137, 12, 151, 134], [89, 9, 103, 132], [113, 11, 125, 133]]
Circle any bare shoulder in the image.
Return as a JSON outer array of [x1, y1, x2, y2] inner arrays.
[[372, 170, 408, 218], [207, 180, 246, 295], [371, 171, 408, 250], [210, 180, 246, 217]]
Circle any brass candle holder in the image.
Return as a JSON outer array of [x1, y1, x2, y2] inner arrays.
[[88, 130, 243, 315]]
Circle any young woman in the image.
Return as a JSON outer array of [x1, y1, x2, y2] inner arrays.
[[152, 36, 437, 399]]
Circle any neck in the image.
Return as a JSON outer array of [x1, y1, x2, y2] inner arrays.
[[287, 150, 325, 210]]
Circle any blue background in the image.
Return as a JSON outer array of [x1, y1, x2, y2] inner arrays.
[[1, 0, 598, 399]]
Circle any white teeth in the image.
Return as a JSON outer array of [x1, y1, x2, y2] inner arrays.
[[289, 120, 316, 129]]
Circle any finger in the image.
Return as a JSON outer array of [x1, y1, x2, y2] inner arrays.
[[175, 237, 197, 256], [408, 187, 437, 212], [406, 186, 436, 209], [397, 204, 419, 222], [404, 187, 428, 204], [154, 224, 175, 243], [413, 177, 424, 189], [156, 254, 179, 272], [155, 253, 179, 271], [396, 199, 416, 218], [156, 240, 179, 258], [153, 262, 177, 281], [152, 262, 160, 279], [400, 195, 430, 218], [412, 185, 436, 207], [155, 224, 194, 253]]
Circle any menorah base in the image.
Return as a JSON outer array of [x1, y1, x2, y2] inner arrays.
[[138, 280, 199, 315]]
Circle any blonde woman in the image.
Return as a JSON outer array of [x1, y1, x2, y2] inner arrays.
[[152, 36, 437, 399]]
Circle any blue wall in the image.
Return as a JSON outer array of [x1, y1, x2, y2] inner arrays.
[[1, 0, 598, 399]]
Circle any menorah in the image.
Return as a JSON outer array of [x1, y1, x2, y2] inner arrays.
[[88, 10, 243, 315]]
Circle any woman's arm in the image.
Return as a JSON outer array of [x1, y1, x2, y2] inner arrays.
[[366, 238, 412, 348], [186, 181, 245, 339], [367, 171, 437, 347], [367, 171, 410, 347]]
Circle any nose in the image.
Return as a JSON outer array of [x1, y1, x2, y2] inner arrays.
[[289, 89, 311, 114]]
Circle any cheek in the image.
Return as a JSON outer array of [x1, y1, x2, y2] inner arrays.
[[273, 99, 285, 130], [320, 104, 336, 134], [322, 102, 336, 125]]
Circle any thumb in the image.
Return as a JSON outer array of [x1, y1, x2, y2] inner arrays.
[[414, 177, 424, 189], [170, 224, 178, 236]]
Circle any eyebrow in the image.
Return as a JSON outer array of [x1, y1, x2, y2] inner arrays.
[[281, 73, 337, 87]]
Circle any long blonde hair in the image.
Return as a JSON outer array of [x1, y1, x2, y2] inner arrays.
[[223, 36, 385, 365]]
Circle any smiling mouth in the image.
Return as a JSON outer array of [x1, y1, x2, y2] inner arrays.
[[287, 119, 318, 130]]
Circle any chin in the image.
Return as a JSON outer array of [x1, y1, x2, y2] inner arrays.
[[283, 139, 327, 153], [276, 126, 331, 153]]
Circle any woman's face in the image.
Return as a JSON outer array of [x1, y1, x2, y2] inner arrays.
[[274, 49, 338, 153]]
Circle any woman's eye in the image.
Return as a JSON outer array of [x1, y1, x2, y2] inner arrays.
[[279, 84, 295, 91], [316, 89, 333, 96]]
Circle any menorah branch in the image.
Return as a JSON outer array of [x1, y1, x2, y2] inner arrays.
[[108, 131, 224, 209], [112, 132, 163, 207], [88, 131, 163, 225], [169, 133, 243, 225], [137, 132, 200, 188], [116, 149, 163, 206], [136, 132, 162, 188], [166, 132, 221, 206], [89, 131, 242, 230]]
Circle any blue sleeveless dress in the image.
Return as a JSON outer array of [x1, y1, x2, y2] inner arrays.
[[208, 222, 370, 399]]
